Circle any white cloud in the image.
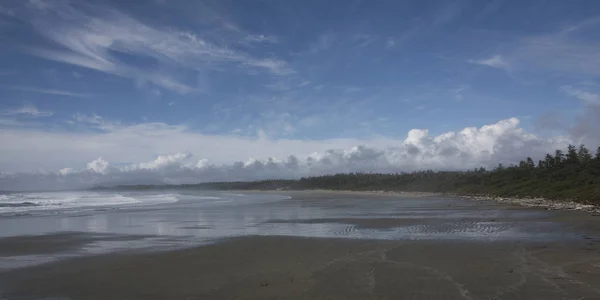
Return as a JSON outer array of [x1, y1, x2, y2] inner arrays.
[[558, 16, 600, 34], [308, 33, 335, 54], [244, 58, 294, 75], [353, 34, 377, 48], [135, 153, 193, 170], [241, 34, 278, 44], [385, 38, 396, 49], [58, 167, 75, 175], [0, 117, 574, 191], [467, 55, 511, 71], [0, 117, 390, 174], [87, 157, 110, 174], [0, 118, 39, 127], [14, 0, 292, 94], [515, 35, 600, 77], [0, 3, 15, 16], [451, 85, 469, 101], [472, 18, 600, 78], [72, 113, 120, 131], [0, 105, 53, 117], [561, 85, 600, 106], [0, 85, 91, 98], [385, 23, 420, 50], [195, 158, 209, 169]]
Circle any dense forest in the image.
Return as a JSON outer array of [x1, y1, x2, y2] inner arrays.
[[99, 145, 600, 205]]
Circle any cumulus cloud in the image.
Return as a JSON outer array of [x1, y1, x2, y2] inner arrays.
[[135, 153, 193, 170], [58, 168, 75, 176], [86, 157, 110, 174], [0, 117, 574, 191]]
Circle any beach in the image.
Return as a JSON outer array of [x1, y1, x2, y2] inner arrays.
[[1, 191, 600, 299]]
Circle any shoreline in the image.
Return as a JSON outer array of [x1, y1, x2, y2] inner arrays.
[[456, 194, 600, 214], [269, 189, 441, 198], [250, 189, 600, 215]]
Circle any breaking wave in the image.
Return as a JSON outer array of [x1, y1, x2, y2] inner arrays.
[[0, 192, 179, 214]]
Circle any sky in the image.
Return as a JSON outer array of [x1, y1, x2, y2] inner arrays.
[[1, 0, 600, 190]]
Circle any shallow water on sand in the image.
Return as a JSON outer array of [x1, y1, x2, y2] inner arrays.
[[0, 190, 582, 269]]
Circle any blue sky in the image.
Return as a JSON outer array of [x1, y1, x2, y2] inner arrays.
[[0, 0, 599, 188]]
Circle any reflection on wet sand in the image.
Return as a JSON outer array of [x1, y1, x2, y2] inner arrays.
[[0, 190, 591, 270]]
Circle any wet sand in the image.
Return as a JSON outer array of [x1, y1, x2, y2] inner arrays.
[[2, 235, 600, 300], [0, 232, 151, 256], [1, 191, 600, 299], [257, 189, 600, 214]]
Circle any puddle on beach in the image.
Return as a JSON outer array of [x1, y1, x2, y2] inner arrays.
[[0, 191, 580, 270]]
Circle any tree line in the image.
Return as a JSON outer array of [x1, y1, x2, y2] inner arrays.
[[99, 145, 600, 205]]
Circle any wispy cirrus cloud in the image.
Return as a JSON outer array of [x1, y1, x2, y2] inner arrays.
[[561, 85, 600, 106], [11, 0, 292, 94], [0, 85, 92, 98], [240, 34, 278, 45], [515, 34, 600, 77], [556, 83, 600, 143], [71, 113, 122, 131], [385, 26, 420, 50], [467, 55, 512, 71], [0, 105, 53, 117], [308, 33, 335, 54], [431, 0, 464, 25], [244, 58, 294, 75], [451, 84, 469, 101], [353, 34, 378, 48], [468, 16, 600, 78], [0, 118, 32, 127], [0, 3, 15, 16]]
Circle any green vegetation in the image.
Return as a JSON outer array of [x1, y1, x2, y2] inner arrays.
[[99, 145, 600, 205]]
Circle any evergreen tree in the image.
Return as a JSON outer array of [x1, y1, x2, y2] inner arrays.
[[578, 145, 592, 163], [544, 154, 555, 168], [538, 160, 546, 168], [525, 157, 535, 168], [566, 144, 579, 164], [554, 149, 565, 165]]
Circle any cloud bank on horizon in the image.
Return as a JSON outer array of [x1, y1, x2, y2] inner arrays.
[[0, 117, 573, 190], [1, 0, 600, 190]]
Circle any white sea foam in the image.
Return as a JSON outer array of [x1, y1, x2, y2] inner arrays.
[[0, 191, 179, 213]]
